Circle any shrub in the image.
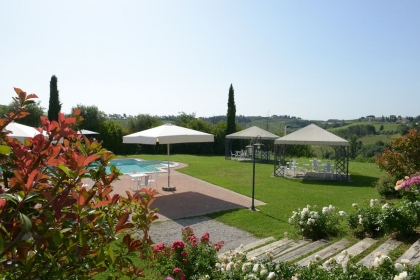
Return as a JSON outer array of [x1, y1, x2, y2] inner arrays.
[[375, 173, 402, 199], [0, 88, 158, 279], [348, 199, 420, 237], [347, 201, 384, 237], [151, 226, 224, 279], [375, 129, 420, 178], [378, 204, 417, 236], [288, 204, 345, 240]]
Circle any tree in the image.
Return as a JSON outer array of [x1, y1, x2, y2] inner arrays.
[[397, 124, 410, 136], [226, 84, 236, 135], [72, 104, 106, 132], [375, 129, 420, 179], [0, 88, 157, 279], [47, 75, 62, 121], [0, 101, 45, 127], [349, 134, 361, 159]]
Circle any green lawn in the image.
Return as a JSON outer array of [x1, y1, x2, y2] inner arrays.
[[358, 133, 399, 145], [328, 121, 399, 132], [121, 154, 383, 241]]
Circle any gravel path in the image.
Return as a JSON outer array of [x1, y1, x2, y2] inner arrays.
[[149, 216, 260, 254]]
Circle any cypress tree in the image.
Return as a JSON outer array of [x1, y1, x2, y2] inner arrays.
[[48, 75, 62, 121], [226, 84, 236, 135]]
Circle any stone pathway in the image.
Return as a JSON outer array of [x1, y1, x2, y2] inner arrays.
[[219, 237, 420, 267]]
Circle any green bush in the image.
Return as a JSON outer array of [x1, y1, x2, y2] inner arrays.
[[348, 200, 420, 238], [378, 205, 417, 236], [347, 201, 384, 237], [288, 204, 345, 240], [375, 173, 402, 199]]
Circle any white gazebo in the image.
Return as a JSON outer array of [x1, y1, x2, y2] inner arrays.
[[225, 126, 280, 162], [273, 124, 350, 181]]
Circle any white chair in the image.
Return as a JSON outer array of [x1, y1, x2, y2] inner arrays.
[[323, 162, 334, 179], [286, 161, 297, 177], [148, 171, 159, 192], [312, 159, 321, 173], [82, 181, 90, 188], [140, 175, 150, 189]]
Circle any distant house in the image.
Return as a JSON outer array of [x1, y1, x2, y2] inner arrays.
[[396, 119, 411, 125]]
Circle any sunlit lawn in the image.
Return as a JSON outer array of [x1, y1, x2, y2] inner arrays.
[[120, 154, 383, 241]]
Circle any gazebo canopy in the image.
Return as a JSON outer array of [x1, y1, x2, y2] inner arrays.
[[226, 126, 279, 140], [273, 124, 350, 181], [274, 124, 349, 146]]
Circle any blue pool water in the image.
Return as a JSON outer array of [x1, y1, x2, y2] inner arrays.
[[106, 159, 175, 174]]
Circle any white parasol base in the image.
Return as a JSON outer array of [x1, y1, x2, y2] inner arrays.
[[162, 186, 176, 191]]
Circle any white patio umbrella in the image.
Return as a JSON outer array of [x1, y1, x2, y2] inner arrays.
[[3, 122, 42, 142], [78, 129, 98, 135], [123, 124, 214, 191]]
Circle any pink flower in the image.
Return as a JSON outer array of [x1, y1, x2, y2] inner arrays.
[[153, 243, 166, 253], [200, 232, 210, 243], [212, 241, 224, 251], [172, 240, 185, 251], [187, 235, 197, 246], [181, 251, 188, 258], [182, 226, 194, 237], [396, 175, 420, 191], [173, 267, 182, 274]]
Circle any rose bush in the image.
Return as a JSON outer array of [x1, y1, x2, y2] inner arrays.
[[348, 198, 420, 237], [288, 204, 345, 240], [151, 226, 224, 279]]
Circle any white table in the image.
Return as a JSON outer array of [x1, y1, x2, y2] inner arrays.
[[129, 173, 149, 191]]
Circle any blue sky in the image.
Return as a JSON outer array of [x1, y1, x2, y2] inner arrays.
[[1, 1, 419, 121]]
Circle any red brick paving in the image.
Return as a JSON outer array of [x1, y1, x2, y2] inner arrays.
[[107, 162, 265, 221]]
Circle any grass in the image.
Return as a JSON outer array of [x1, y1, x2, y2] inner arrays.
[[358, 133, 399, 145], [328, 121, 399, 132], [120, 154, 383, 242]]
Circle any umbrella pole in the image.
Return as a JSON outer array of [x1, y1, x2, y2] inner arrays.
[[167, 144, 170, 188], [163, 143, 176, 191]]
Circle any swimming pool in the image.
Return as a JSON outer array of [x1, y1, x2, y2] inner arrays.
[[106, 159, 176, 174]]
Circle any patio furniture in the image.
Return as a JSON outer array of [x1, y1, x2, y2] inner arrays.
[[286, 161, 298, 177], [148, 171, 159, 192], [323, 162, 334, 179], [311, 159, 321, 173], [130, 172, 149, 192]]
